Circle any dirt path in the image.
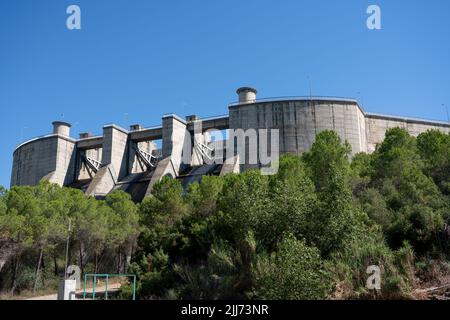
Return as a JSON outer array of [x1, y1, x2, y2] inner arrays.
[[26, 283, 122, 300]]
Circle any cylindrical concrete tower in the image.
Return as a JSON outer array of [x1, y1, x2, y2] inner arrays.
[[237, 87, 257, 104], [52, 121, 71, 136]]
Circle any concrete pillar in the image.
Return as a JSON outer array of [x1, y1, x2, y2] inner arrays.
[[162, 114, 188, 174], [101, 124, 129, 181], [41, 121, 77, 186], [144, 114, 188, 197], [85, 124, 129, 197], [190, 119, 211, 166]]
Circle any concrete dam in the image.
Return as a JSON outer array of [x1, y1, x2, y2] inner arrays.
[[11, 87, 450, 201]]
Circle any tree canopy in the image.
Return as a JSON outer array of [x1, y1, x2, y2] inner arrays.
[[1, 128, 450, 299]]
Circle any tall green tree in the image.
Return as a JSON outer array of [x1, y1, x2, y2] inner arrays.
[[69, 190, 107, 276], [367, 128, 447, 252], [4, 185, 41, 293], [138, 177, 188, 254], [264, 154, 317, 249], [310, 164, 367, 257], [417, 130, 450, 194], [216, 171, 269, 244], [302, 130, 351, 191], [186, 176, 223, 218], [105, 191, 140, 273], [371, 128, 420, 184]]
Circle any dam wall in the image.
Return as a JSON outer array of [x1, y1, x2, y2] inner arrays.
[[11, 88, 450, 201]]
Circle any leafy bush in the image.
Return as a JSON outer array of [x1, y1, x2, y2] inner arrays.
[[251, 235, 331, 300]]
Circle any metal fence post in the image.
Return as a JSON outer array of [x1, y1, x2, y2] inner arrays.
[[105, 275, 109, 300], [83, 274, 87, 300], [93, 275, 97, 300]]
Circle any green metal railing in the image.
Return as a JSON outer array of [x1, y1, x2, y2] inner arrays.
[[83, 273, 136, 300]]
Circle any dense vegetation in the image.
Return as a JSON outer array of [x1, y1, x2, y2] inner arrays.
[[0, 185, 140, 296], [1, 128, 450, 299]]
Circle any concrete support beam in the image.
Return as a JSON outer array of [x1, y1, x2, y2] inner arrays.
[[129, 127, 163, 142], [101, 124, 129, 181], [38, 136, 77, 186], [220, 155, 240, 176], [142, 115, 190, 196], [53, 137, 77, 185], [144, 157, 178, 197], [77, 136, 103, 150], [162, 114, 188, 176], [186, 116, 229, 132], [85, 164, 117, 197], [129, 140, 157, 174], [84, 125, 129, 197], [191, 121, 211, 166]]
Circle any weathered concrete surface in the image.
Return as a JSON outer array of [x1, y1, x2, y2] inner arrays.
[[191, 120, 211, 166], [11, 88, 450, 200], [85, 164, 117, 197], [57, 280, 77, 300], [220, 155, 240, 176], [365, 113, 450, 153], [128, 140, 157, 174], [11, 135, 76, 187], [83, 125, 128, 196], [52, 121, 71, 137], [77, 147, 103, 181], [144, 157, 177, 197], [229, 100, 368, 157], [162, 115, 188, 174], [102, 125, 129, 181], [53, 137, 77, 185]]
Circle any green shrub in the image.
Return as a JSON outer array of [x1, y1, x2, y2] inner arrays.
[[251, 235, 331, 300]]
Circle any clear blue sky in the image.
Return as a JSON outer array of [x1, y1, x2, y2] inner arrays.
[[1, 0, 449, 188]]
